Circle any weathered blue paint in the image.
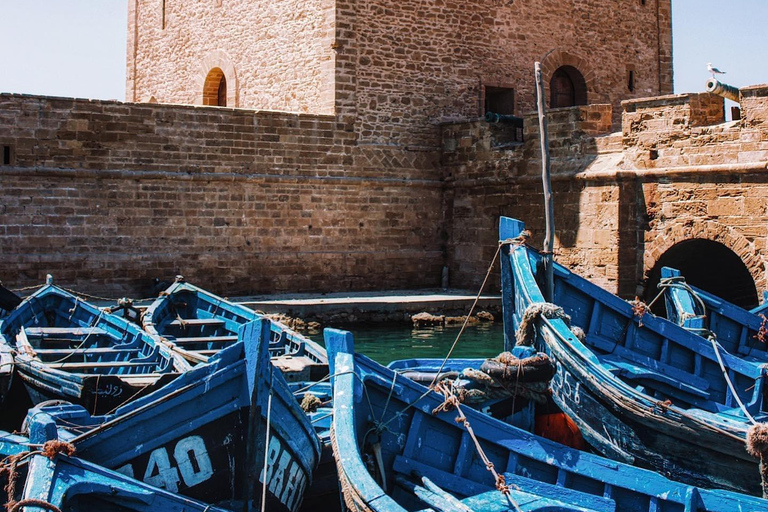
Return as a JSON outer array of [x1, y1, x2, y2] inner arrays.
[[327, 328, 768, 511], [386, 356, 537, 432], [500, 216, 768, 496], [661, 266, 768, 363], [143, 280, 327, 378], [20, 450, 231, 512], [0, 284, 189, 413], [25, 318, 321, 512]]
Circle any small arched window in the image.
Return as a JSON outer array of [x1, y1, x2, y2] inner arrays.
[[203, 68, 227, 107], [550, 66, 588, 108]]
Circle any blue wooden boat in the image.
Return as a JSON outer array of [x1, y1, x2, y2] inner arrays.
[[143, 279, 343, 510], [0, 282, 189, 414], [500, 216, 768, 495], [4, 443, 231, 512], [23, 318, 321, 512], [142, 278, 328, 381], [0, 341, 12, 404], [325, 327, 768, 511], [660, 266, 768, 362]]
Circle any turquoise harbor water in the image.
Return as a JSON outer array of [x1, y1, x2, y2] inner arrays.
[[320, 321, 506, 365]]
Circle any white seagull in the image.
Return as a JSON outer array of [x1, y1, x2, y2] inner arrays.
[[707, 63, 726, 78]]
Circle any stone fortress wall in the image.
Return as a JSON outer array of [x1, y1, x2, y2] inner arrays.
[[4, 1, 767, 303]]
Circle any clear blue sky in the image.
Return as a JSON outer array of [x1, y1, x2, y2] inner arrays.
[[0, 0, 766, 100]]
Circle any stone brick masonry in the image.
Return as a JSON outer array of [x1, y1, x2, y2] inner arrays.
[[0, 95, 443, 296], [4, 2, 768, 303]]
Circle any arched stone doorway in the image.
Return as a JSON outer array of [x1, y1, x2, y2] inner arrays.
[[550, 65, 588, 108], [203, 68, 227, 107], [645, 239, 758, 311]]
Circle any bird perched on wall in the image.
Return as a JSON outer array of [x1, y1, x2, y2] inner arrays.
[[707, 63, 726, 78]]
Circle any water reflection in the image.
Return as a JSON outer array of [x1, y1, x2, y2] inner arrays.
[[321, 321, 505, 365]]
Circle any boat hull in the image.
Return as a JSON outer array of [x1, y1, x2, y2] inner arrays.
[[499, 216, 767, 496], [326, 328, 768, 512], [29, 319, 320, 512], [548, 346, 758, 494], [15, 358, 178, 415]]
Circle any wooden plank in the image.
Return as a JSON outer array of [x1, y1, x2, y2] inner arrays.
[[169, 318, 225, 327], [172, 335, 237, 344], [26, 327, 108, 336], [34, 348, 140, 356], [45, 361, 159, 370], [393, 456, 616, 512]]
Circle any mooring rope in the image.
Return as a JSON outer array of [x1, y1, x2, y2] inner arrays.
[[1, 441, 75, 511], [427, 240, 506, 389], [432, 383, 522, 512], [8, 499, 62, 512], [372, 241, 512, 434]]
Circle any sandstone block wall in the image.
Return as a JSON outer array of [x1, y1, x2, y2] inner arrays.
[[342, 0, 672, 150], [441, 104, 623, 293], [442, 85, 768, 301], [0, 94, 443, 296], [130, 1, 673, 158], [127, 0, 336, 114]]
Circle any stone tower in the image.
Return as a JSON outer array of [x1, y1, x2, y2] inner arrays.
[[127, 0, 673, 144]]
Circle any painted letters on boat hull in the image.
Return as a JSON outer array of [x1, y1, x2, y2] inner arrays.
[[27, 319, 320, 512]]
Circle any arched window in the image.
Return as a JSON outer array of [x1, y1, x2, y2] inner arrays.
[[550, 66, 587, 108], [203, 68, 227, 107]]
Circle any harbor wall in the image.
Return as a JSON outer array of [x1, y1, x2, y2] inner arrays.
[[1, 85, 766, 301], [0, 94, 444, 296], [443, 85, 768, 303]]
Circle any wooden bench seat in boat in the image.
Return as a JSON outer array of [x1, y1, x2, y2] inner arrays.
[[168, 318, 226, 327], [597, 355, 710, 400], [25, 327, 108, 337], [44, 361, 160, 370], [171, 335, 238, 344], [392, 453, 616, 512], [32, 348, 141, 356]]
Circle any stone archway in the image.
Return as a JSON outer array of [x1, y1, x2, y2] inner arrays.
[[539, 50, 596, 109], [197, 50, 238, 107], [643, 220, 765, 309], [550, 66, 588, 108]]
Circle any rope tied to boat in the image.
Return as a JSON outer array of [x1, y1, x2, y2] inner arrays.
[[1, 453, 23, 510], [746, 423, 768, 498], [432, 383, 522, 512], [501, 230, 532, 247], [0, 443, 71, 512], [515, 303, 570, 346], [756, 314, 768, 345], [41, 440, 76, 460], [300, 392, 323, 413]]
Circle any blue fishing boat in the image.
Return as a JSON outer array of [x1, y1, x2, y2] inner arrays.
[[0, 343, 11, 404], [142, 277, 327, 381], [0, 281, 189, 414], [143, 279, 341, 510], [660, 266, 768, 362], [0, 284, 21, 406], [500, 216, 768, 495], [2, 438, 231, 512], [24, 318, 321, 512], [326, 327, 768, 511]]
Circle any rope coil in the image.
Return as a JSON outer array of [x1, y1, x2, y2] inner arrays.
[[515, 303, 570, 347]]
